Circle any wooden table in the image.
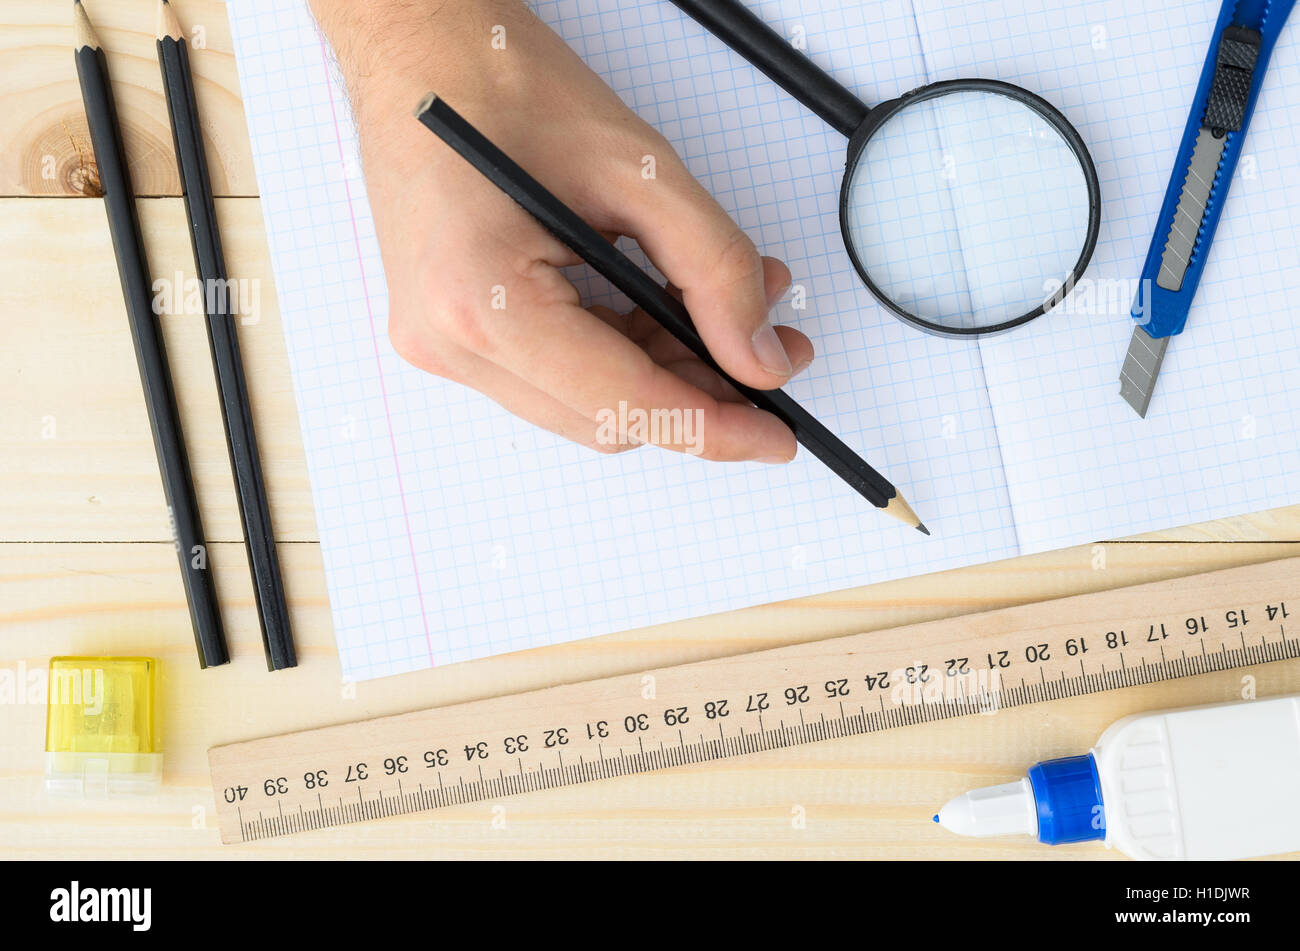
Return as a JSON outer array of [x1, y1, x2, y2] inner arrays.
[[3, 0, 1299, 860]]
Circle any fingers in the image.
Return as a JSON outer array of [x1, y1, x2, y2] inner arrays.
[[440, 284, 798, 462], [391, 323, 635, 453], [559, 304, 800, 461], [392, 296, 796, 461], [613, 159, 812, 390], [595, 294, 812, 401]]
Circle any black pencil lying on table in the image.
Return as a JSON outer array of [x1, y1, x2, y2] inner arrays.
[[157, 0, 295, 670], [73, 0, 229, 666], [414, 94, 928, 533]]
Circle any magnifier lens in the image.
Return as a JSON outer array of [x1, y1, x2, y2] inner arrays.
[[844, 89, 1092, 332]]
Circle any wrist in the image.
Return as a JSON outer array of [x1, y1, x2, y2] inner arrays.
[[310, 0, 522, 127]]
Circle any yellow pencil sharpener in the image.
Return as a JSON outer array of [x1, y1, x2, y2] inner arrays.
[[44, 657, 161, 797]]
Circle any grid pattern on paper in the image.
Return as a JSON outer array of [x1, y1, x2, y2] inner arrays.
[[226, 0, 1299, 681], [914, 0, 1300, 551]]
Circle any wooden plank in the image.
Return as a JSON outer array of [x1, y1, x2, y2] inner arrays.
[[0, 0, 257, 197], [0, 196, 316, 542], [3, 539, 1299, 857]]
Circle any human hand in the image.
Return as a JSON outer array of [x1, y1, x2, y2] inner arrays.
[[311, 0, 813, 461]]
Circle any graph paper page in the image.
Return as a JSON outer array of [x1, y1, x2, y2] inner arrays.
[[916, 0, 1300, 551], [227, 0, 1298, 679]]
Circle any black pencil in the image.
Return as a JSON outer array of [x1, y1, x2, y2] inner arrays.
[[157, 0, 295, 670], [414, 94, 928, 533], [73, 0, 229, 666]]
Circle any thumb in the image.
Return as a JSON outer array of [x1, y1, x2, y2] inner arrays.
[[619, 163, 809, 389]]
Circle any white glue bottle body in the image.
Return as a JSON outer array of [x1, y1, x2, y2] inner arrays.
[[936, 694, 1300, 859]]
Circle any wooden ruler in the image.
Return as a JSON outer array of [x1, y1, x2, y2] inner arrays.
[[210, 556, 1300, 843]]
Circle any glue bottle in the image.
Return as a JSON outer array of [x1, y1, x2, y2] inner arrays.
[[935, 694, 1300, 860]]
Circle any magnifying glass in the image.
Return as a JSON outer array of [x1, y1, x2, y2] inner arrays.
[[671, 0, 1102, 336]]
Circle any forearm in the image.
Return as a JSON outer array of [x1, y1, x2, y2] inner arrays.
[[309, 0, 526, 125]]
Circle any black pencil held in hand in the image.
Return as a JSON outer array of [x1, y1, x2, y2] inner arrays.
[[413, 94, 928, 534], [157, 0, 295, 670], [73, 1, 229, 667]]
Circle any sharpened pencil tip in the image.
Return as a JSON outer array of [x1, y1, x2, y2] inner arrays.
[[73, 0, 101, 50], [883, 492, 928, 533], [157, 0, 184, 41]]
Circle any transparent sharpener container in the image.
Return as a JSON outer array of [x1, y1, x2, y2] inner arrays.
[[44, 656, 161, 797]]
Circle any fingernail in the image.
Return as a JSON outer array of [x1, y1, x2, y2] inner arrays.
[[791, 355, 813, 375], [757, 454, 792, 464], [752, 321, 792, 376], [766, 279, 791, 308]]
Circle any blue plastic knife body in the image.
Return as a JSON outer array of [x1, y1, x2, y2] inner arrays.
[[1119, 0, 1295, 417]]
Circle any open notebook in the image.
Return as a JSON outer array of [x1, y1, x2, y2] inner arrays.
[[227, 0, 1300, 680]]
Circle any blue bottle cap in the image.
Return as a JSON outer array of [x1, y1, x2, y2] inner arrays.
[[1026, 753, 1105, 845]]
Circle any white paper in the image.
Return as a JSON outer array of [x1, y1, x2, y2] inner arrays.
[[226, 0, 1300, 679]]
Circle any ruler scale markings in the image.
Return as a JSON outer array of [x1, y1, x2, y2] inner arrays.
[[210, 558, 1300, 843]]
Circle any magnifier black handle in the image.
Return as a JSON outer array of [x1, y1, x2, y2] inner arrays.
[[669, 0, 868, 137], [415, 94, 899, 510]]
